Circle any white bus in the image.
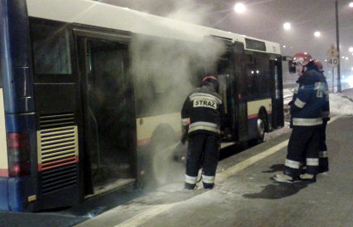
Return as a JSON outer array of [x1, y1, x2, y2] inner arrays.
[[0, 0, 284, 211]]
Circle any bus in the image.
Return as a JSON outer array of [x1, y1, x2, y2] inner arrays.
[[0, 0, 284, 211]]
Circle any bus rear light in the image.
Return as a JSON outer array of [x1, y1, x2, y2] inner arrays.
[[8, 132, 29, 149], [8, 132, 31, 177]]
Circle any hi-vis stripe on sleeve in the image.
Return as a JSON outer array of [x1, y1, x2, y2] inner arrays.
[[294, 98, 306, 108], [189, 93, 222, 104]]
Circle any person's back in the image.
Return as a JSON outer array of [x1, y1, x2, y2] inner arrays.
[[181, 75, 224, 190]]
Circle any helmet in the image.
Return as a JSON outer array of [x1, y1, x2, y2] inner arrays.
[[201, 75, 219, 92], [201, 75, 217, 83], [313, 59, 324, 72], [293, 52, 313, 66]]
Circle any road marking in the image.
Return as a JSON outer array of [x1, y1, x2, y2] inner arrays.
[[114, 204, 176, 227], [111, 115, 340, 227]]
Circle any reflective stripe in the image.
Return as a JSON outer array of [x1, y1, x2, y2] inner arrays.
[[306, 158, 319, 166], [294, 98, 306, 108], [185, 174, 197, 184], [202, 174, 215, 184], [319, 151, 328, 158], [285, 159, 301, 169], [189, 122, 220, 134], [181, 118, 189, 126], [292, 118, 323, 126], [190, 93, 222, 104]]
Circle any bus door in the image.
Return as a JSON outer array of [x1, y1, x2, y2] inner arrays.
[[215, 41, 248, 142], [232, 42, 248, 142], [270, 56, 284, 129], [74, 28, 136, 197]]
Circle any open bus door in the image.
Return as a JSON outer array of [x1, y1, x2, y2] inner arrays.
[[217, 41, 248, 142], [74, 27, 136, 198], [232, 42, 248, 142], [270, 56, 284, 129]]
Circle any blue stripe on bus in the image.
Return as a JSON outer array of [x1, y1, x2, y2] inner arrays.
[[1, 0, 35, 114], [5, 114, 36, 132], [0, 177, 9, 210]]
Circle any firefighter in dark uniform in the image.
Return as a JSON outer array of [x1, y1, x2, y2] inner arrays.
[[313, 59, 330, 173], [181, 75, 224, 190], [274, 52, 327, 183]]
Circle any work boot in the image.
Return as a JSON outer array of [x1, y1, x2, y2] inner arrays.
[[299, 173, 316, 182], [203, 182, 214, 189], [184, 183, 196, 190], [273, 173, 295, 183]]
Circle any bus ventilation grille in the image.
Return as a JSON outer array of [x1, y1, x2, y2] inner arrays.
[[38, 113, 79, 194], [41, 164, 78, 194], [39, 113, 75, 129]]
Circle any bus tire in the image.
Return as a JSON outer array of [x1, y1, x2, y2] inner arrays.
[[256, 111, 267, 143]]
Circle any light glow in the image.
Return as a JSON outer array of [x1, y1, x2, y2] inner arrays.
[[234, 3, 246, 13], [314, 31, 321, 37], [283, 22, 291, 30]]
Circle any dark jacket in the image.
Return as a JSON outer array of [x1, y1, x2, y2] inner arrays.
[[181, 83, 225, 136], [290, 68, 327, 126]]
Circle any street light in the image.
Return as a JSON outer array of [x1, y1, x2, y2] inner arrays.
[[234, 3, 246, 13], [283, 22, 291, 30], [314, 31, 321, 37]]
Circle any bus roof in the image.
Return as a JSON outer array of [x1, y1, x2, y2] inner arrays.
[[26, 0, 281, 54]]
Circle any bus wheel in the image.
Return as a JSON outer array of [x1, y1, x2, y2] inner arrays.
[[256, 112, 266, 143], [148, 124, 183, 188]]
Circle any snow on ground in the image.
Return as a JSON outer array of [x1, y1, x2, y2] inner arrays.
[[330, 92, 353, 116]]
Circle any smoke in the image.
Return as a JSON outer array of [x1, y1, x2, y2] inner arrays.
[[130, 0, 226, 116], [127, 0, 226, 188]]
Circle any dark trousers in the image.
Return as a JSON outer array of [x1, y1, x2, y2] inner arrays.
[[319, 121, 329, 172], [186, 133, 220, 186], [285, 125, 321, 177]]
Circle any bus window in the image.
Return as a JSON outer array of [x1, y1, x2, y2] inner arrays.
[[246, 52, 271, 99], [30, 19, 71, 75]]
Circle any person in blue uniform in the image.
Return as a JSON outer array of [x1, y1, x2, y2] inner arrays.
[[274, 52, 327, 183]]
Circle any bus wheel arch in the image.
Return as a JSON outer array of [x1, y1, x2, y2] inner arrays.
[[147, 123, 182, 188]]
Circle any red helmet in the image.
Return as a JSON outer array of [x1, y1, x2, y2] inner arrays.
[[313, 59, 324, 72], [293, 52, 313, 66], [201, 75, 217, 83]]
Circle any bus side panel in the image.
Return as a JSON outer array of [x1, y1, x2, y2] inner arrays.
[[34, 84, 80, 210], [7, 177, 36, 211]]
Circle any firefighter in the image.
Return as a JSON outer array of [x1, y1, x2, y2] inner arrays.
[[181, 75, 225, 190], [313, 59, 330, 173], [273, 52, 327, 183]]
